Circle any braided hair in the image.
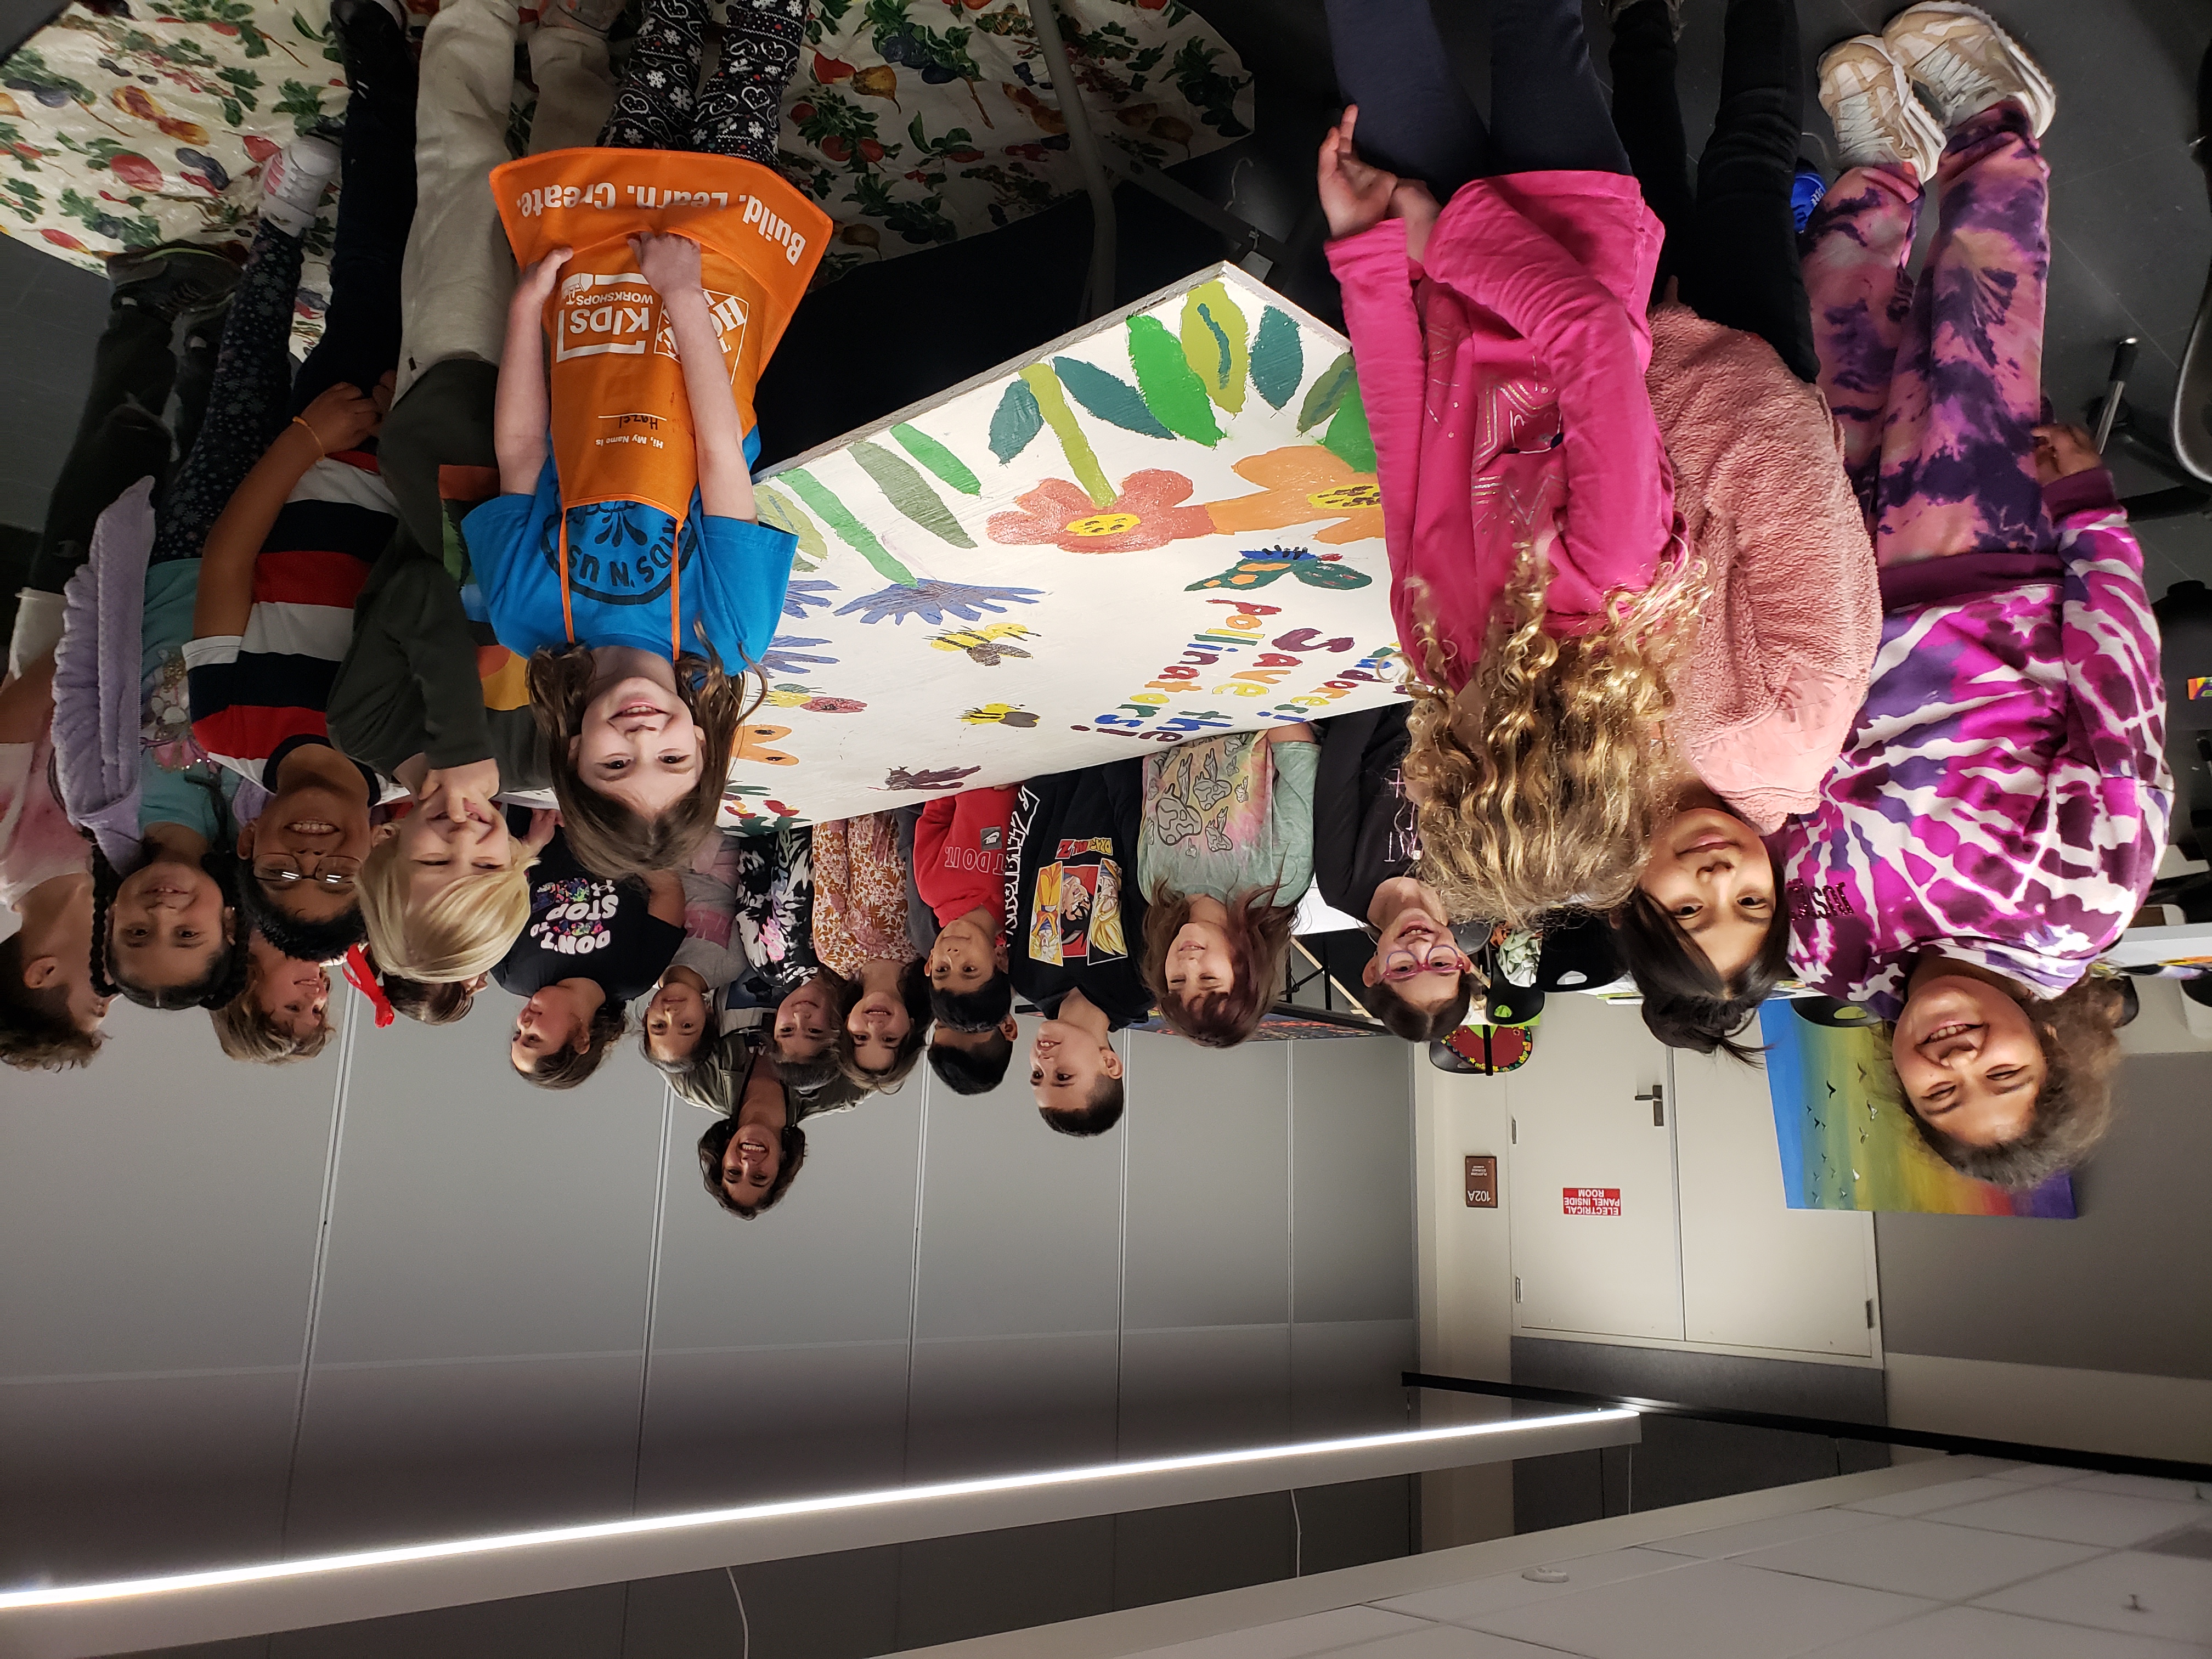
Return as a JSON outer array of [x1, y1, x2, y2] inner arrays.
[[88, 834, 250, 1012]]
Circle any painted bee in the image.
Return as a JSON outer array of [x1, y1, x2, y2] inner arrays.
[[961, 703, 1040, 728], [929, 622, 1037, 665]]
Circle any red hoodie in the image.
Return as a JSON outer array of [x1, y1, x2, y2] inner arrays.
[[914, 786, 1020, 937]]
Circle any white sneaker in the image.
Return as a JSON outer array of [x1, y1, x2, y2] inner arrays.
[[1882, 2, 2056, 138], [257, 133, 339, 238], [1819, 35, 1947, 183]]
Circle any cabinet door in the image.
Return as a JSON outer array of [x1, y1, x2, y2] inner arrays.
[[1507, 996, 1683, 1341], [1672, 1047, 1878, 1357]]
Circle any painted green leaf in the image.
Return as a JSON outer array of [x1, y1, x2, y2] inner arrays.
[[1051, 356, 1173, 440], [1126, 314, 1222, 446], [1249, 307, 1304, 411], [1290, 560, 1373, 590], [782, 467, 919, 587], [891, 422, 981, 495], [1018, 363, 1115, 508], [1180, 280, 1248, 414], [1322, 380, 1376, 474], [850, 438, 977, 548], [1298, 351, 1357, 433], [755, 483, 827, 572], [989, 379, 1044, 464]]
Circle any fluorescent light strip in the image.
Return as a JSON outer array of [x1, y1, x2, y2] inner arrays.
[[0, 1409, 1634, 1611]]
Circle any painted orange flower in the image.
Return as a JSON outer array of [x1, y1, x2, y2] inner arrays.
[[1203, 447, 1384, 545], [987, 471, 1217, 554]]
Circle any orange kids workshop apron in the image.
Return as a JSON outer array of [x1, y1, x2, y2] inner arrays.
[[492, 146, 830, 647]]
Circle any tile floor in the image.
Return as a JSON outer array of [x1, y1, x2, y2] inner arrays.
[[1118, 1463, 2212, 1659]]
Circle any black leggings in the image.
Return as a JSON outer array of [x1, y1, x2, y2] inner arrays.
[[600, 0, 807, 161], [1609, 0, 1818, 382], [1323, 0, 1630, 196]]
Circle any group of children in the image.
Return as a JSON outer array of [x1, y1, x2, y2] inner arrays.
[[1326, 0, 2169, 1189], [0, 0, 2172, 1203]]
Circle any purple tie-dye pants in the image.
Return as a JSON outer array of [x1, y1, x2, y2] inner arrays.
[[1802, 101, 2053, 565]]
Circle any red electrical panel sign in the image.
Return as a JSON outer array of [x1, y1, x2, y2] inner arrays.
[[1562, 1187, 1622, 1217]]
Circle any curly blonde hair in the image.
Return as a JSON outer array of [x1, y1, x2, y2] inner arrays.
[[1401, 545, 1702, 930]]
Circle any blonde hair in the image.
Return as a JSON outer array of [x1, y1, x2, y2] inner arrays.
[[211, 981, 334, 1065], [1402, 544, 1702, 929], [357, 837, 536, 984]]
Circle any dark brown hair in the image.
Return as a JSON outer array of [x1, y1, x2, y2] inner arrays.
[[1368, 971, 1478, 1042], [0, 935, 101, 1071], [928, 1026, 1012, 1094], [526, 639, 762, 881], [833, 958, 931, 1091], [1139, 884, 1295, 1049], [1900, 978, 2126, 1189], [1615, 888, 1790, 1063], [1041, 1073, 1123, 1136], [696, 1099, 808, 1218], [514, 994, 630, 1091]]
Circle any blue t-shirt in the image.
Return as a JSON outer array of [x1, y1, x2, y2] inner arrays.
[[462, 452, 795, 666]]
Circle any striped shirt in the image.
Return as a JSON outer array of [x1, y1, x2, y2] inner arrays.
[[185, 452, 395, 786]]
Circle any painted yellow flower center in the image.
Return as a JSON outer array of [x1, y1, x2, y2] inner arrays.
[[1308, 484, 1381, 511], [1063, 512, 1141, 537]]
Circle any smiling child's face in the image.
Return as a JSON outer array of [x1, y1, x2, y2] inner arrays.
[[249, 934, 330, 1039], [848, 987, 911, 1075], [110, 856, 232, 992], [572, 675, 702, 817], [388, 798, 519, 905], [1892, 974, 2046, 1146], [773, 975, 837, 1060], [644, 976, 710, 1062], [1029, 1017, 1120, 1113], [1636, 806, 1776, 981], [926, 911, 1004, 995]]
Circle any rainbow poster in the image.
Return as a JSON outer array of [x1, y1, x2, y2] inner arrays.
[[1759, 1002, 2075, 1218]]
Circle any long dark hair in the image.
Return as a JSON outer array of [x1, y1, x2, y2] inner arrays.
[[1615, 888, 1789, 1063], [1139, 883, 1295, 1048], [88, 837, 249, 1012], [696, 1109, 808, 1218], [831, 958, 931, 1091], [527, 637, 761, 881]]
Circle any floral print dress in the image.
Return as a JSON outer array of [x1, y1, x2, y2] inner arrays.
[[811, 810, 919, 979]]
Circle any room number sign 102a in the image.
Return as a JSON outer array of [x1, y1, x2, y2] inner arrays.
[[1561, 1188, 1622, 1217], [1464, 1156, 1498, 1208]]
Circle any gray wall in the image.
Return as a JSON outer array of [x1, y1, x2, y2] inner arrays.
[[0, 990, 1416, 1656], [1875, 1054, 2212, 1382]]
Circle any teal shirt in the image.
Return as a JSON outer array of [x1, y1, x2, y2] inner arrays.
[[1137, 732, 1319, 905], [140, 560, 237, 839]]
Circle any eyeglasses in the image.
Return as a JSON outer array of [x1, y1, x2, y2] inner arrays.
[[1381, 940, 1470, 983], [253, 852, 362, 895]]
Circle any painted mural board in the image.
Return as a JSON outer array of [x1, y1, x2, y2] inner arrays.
[[725, 261, 1407, 828]]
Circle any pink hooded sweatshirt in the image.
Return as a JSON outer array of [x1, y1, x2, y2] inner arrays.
[[1326, 171, 1678, 689], [1645, 306, 1881, 831]]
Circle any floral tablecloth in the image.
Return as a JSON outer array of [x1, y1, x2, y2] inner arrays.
[[0, 0, 1252, 345]]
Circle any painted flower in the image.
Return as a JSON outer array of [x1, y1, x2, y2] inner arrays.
[[987, 471, 1215, 554], [1203, 446, 1383, 545]]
